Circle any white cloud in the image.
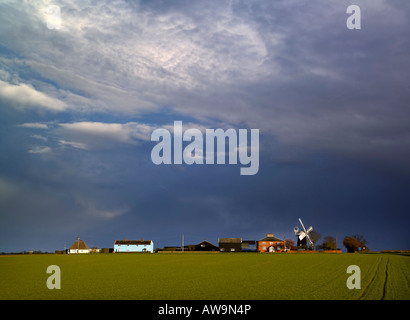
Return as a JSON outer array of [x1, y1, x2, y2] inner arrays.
[[28, 146, 52, 154], [31, 134, 48, 142], [57, 121, 216, 150], [56, 121, 157, 149], [18, 123, 48, 129], [60, 121, 151, 141], [0, 80, 66, 111], [59, 139, 88, 150], [163, 122, 210, 134]]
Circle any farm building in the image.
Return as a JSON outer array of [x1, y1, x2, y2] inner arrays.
[[193, 240, 219, 251], [114, 238, 154, 253], [157, 240, 218, 252], [218, 238, 242, 252], [258, 233, 285, 252], [160, 246, 186, 251], [69, 239, 91, 254]]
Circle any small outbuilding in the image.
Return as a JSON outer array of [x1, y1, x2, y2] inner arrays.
[[218, 238, 242, 252], [69, 239, 91, 254]]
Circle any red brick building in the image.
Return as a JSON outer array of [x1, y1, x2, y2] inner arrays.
[[258, 234, 284, 252]]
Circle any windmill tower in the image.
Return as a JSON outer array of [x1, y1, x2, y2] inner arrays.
[[294, 218, 314, 249]]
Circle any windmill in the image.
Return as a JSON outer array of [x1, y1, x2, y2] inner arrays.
[[294, 218, 314, 249]]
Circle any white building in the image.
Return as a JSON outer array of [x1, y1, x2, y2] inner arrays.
[[69, 239, 91, 254], [114, 238, 154, 253]]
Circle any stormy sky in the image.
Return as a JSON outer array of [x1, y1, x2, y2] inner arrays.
[[0, 0, 409, 252]]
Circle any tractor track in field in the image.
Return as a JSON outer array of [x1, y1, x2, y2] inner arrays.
[[381, 257, 389, 300], [358, 257, 382, 300], [358, 257, 389, 300]]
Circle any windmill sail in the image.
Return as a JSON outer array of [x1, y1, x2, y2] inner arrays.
[[298, 218, 306, 232], [306, 233, 314, 247], [297, 218, 314, 248]]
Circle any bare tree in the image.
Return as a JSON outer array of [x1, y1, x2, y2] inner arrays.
[[309, 230, 321, 249], [352, 234, 368, 246], [320, 236, 337, 250]]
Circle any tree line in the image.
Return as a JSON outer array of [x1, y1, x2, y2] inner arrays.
[[285, 231, 369, 252]]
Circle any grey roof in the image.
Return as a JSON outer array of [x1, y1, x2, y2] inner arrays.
[[259, 236, 283, 242], [218, 238, 242, 243], [114, 240, 152, 245]]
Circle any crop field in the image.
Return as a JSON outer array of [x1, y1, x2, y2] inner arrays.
[[0, 252, 408, 300]]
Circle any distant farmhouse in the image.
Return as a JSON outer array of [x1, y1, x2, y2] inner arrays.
[[114, 238, 154, 253], [158, 240, 218, 252], [218, 238, 242, 252], [69, 238, 91, 254], [258, 233, 285, 252], [194, 240, 219, 252]]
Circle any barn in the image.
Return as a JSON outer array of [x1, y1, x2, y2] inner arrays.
[[258, 233, 284, 252], [194, 240, 219, 251], [114, 238, 154, 253], [69, 239, 91, 254], [218, 238, 242, 252], [157, 240, 218, 252]]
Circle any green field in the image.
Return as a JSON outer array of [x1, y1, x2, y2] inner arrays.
[[0, 252, 408, 300]]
